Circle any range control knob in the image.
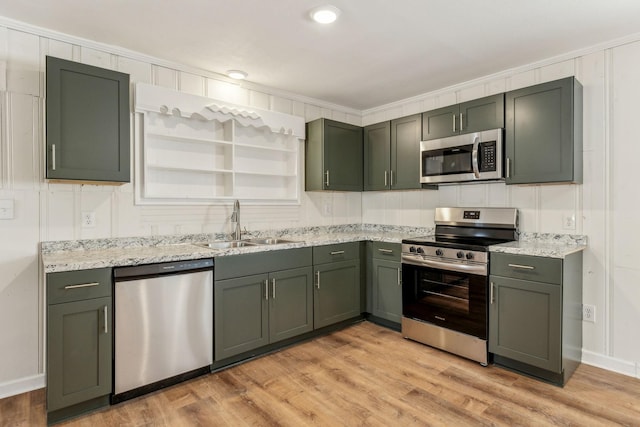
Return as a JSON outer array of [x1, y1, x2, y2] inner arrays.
[[416, 247, 425, 254], [409, 246, 416, 253], [456, 251, 465, 259], [435, 249, 443, 256], [466, 252, 474, 260]]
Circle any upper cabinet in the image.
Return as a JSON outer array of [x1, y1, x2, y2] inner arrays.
[[364, 114, 421, 191], [46, 56, 131, 183], [422, 94, 504, 141], [306, 118, 363, 191], [505, 77, 583, 185]]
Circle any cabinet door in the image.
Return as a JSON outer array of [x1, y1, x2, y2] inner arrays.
[[505, 77, 581, 184], [459, 94, 504, 134], [363, 122, 391, 191], [269, 267, 314, 343], [489, 276, 561, 373], [46, 56, 130, 183], [47, 297, 112, 412], [391, 114, 421, 190], [371, 259, 402, 323], [314, 259, 361, 329], [214, 274, 269, 360], [422, 104, 459, 140], [324, 119, 363, 191]]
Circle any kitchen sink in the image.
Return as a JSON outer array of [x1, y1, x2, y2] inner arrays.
[[194, 240, 258, 249], [245, 237, 298, 245]]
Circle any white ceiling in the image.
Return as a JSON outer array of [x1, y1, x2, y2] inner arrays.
[[1, 0, 640, 110]]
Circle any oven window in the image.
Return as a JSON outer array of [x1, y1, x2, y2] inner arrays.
[[419, 271, 470, 314], [422, 144, 473, 176]]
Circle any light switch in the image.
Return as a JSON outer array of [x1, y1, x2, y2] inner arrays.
[[0, 199, 14, 220]]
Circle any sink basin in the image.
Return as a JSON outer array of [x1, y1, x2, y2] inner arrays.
[[245, 237, 298, 245], [194, 241, 258, 249]]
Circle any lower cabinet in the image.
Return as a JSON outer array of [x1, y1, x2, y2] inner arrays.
[[369, 242, 402, 324], [313, 242, 361, 329], [46, 268, 112, 423], [489, 251, 582, 385], [213, 248, 313, 361]]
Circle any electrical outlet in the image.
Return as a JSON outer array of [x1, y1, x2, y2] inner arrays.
[[562, 212, 576, 230], [0, 199, 14, 220], [583, 304, 596, 323], [323, 202, 332, 215], [81, 211, 96, 228]]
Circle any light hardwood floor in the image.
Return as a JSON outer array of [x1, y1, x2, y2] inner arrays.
[[2, 321, 640, 426]]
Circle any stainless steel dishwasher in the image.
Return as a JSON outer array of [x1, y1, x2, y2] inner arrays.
[[112, 258, 213, 403]]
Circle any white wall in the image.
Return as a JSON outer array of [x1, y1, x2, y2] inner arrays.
[[361, 41, 640, 377], [1, 17, 640, 398]]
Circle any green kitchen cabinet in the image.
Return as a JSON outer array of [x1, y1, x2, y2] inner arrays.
[[505, 77, 583, 184], [46, 56, 130, 183], [489, 251, 582, 386], [313, 242, 362, 328], [422, 94, 504, 140], [369, 242, 402, 325], [305, 118, 363, 191], [214, 248, 313, 361], [364, 114, 422, 191], [46, 268, 112, 424]]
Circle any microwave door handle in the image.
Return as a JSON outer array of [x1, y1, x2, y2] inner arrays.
[[472, 135, 480, 179]]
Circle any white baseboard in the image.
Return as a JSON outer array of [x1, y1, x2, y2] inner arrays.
[[582, 350, 639, 378], [0, 374, 45, 400]]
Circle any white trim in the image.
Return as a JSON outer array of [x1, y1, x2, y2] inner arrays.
[[363, 31, 640, 116], [582, 349, 638, 378], [0, 374, 45, 399], [0, 15, 362, 117]]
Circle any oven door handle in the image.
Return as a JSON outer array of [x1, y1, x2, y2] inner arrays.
[[472, 134, 480, 179], [402, 256, 487, 276]]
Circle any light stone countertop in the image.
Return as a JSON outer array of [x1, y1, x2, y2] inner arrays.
[[489, 232, 588, 259]]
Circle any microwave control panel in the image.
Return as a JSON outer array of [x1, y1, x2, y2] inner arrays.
[[479, 141, 497, 172]]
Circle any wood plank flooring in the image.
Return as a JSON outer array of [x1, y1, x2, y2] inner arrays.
[[2, 321, 640, 426]]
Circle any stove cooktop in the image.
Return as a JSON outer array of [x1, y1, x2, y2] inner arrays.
[[402, 235, 515, 252]]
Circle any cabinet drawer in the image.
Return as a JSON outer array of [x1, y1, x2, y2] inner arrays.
[[371, 241, 401, 262], [313, 242, 360, 264], [47, 268, 112, 305], [490, 253, 561, 285], [216, 247, 312, 280]]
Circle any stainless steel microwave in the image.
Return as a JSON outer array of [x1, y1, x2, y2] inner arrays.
[[420, 128, 504, 184]]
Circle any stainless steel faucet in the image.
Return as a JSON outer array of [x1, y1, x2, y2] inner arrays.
[[231, 199, 241, 240]]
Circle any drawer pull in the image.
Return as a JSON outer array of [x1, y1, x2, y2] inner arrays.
[[378, 248, 393, 254], [64, 282, 100, 290], [330, 250, 345, 255], [508, 263, 535, 270]]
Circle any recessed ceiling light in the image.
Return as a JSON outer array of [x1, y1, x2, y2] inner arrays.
[[310, 5, 341, 24], [226, 70, 247, 80]]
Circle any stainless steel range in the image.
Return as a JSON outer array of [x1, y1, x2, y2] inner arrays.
[[401, 207, 518, 365]]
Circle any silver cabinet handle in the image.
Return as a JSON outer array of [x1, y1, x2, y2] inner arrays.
[[104, 305, 108, 334], [378, 248, 393, 254], [390, 170, 394, 187], [315, 271, 320, 289], [506, 157, 510, 179], [508, 263, 535, 270], [324, 170, 330, 187], [397, 268, 401, 286], [330, 250, 345, 255], [264, 279, 269, 300], [384, 170, 388, 187], [490, 282, 495, 304], [52, 144, 57, 171], [64, 282, 100, 290], [459, 113, 464, 131], [272, 278, 276, 299], [452, 114, 456, 132]]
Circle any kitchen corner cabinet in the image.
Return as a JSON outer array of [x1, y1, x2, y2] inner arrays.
[[305, 118, 363, 191], [364, 114, 422, 191], [46, 56, 130, 184], [46, 268, 112, 424], [505, 77, 583, 184], [214, 248, 313, 361], [489, 251, 582, 386], [369, 242, 402, 325], [422, 94, 504, 141], [313, 242, 362, 328]]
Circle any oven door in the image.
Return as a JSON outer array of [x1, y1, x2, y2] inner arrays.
[[402, 262, 487, 339]]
